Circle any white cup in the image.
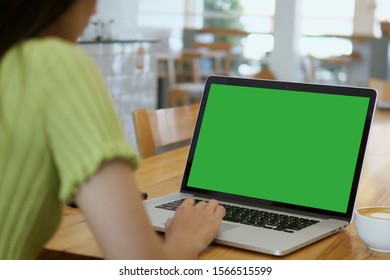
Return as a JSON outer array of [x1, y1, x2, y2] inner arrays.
[[355, 206, 390, 253]]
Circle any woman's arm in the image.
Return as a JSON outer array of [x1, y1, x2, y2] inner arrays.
[[75, 159, 225, 259]]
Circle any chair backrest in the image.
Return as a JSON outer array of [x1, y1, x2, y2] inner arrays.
[[132, 103, 200, 158], [367, 77, 390, 103], [193, 42, 233, 76], [252, 67, 277, 80]]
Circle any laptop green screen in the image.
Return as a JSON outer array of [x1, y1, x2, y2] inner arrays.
[[187, 84, 370, 213]]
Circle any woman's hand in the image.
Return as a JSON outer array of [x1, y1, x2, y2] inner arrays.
[[76, 160, 225, 259], [164, 198, 226, 259]]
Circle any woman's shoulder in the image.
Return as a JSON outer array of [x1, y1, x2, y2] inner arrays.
[[2, 37, 84, 70], [22, 37, 89, 62], [15, 37, 99, 81]]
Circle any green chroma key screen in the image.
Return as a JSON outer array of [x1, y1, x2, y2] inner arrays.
[[187, 84, 370, 213]]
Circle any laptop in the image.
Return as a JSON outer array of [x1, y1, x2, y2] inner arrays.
[[144, 75, 377, 256]]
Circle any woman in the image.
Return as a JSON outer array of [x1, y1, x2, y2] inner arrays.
[[0, 0, 225, 259]]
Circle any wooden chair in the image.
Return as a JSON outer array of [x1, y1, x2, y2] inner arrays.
[[132, 103, 200, 159]]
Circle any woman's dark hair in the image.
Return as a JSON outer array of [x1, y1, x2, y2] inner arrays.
[[0, 0, 76, 60]]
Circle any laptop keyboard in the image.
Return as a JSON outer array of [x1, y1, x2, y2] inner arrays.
[[155, 198, 320, 233]]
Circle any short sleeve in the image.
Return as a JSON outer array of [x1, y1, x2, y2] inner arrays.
[[42, 40, 138, 201]]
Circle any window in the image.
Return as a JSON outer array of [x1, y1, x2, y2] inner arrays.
[[138, 0, 186, 50], [138, 0, 185, 30], [301, 0, 355, 36], [201, 0, 274, 33], [375, 0, 390, 22], [374, 0, 390, 37], [300, 0, 355, 58], [138, 0, 276, 74], [201, 0, 276, 75]]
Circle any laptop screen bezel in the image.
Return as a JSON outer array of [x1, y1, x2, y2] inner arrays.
[[180, 75, 377, 221]]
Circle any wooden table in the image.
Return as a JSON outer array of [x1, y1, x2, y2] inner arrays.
[[44, 109, 390, 260]]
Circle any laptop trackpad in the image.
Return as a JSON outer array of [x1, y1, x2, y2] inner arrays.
[[219, 223, 238, 233]]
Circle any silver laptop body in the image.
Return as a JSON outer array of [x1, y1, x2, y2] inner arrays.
[[144, 76, 377, 256]]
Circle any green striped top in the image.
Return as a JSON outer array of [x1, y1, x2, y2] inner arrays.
[[0, 38, 138, 259]]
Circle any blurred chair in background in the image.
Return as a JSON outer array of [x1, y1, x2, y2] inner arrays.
[[132, 103, 200, 158], [252, 63, 277, 80], [252, 51, 277, 80], [157, 52, 204, 107], [193, 41, 233, 78], [367, 78, 390, 108], [302, 52, 361, 85]]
